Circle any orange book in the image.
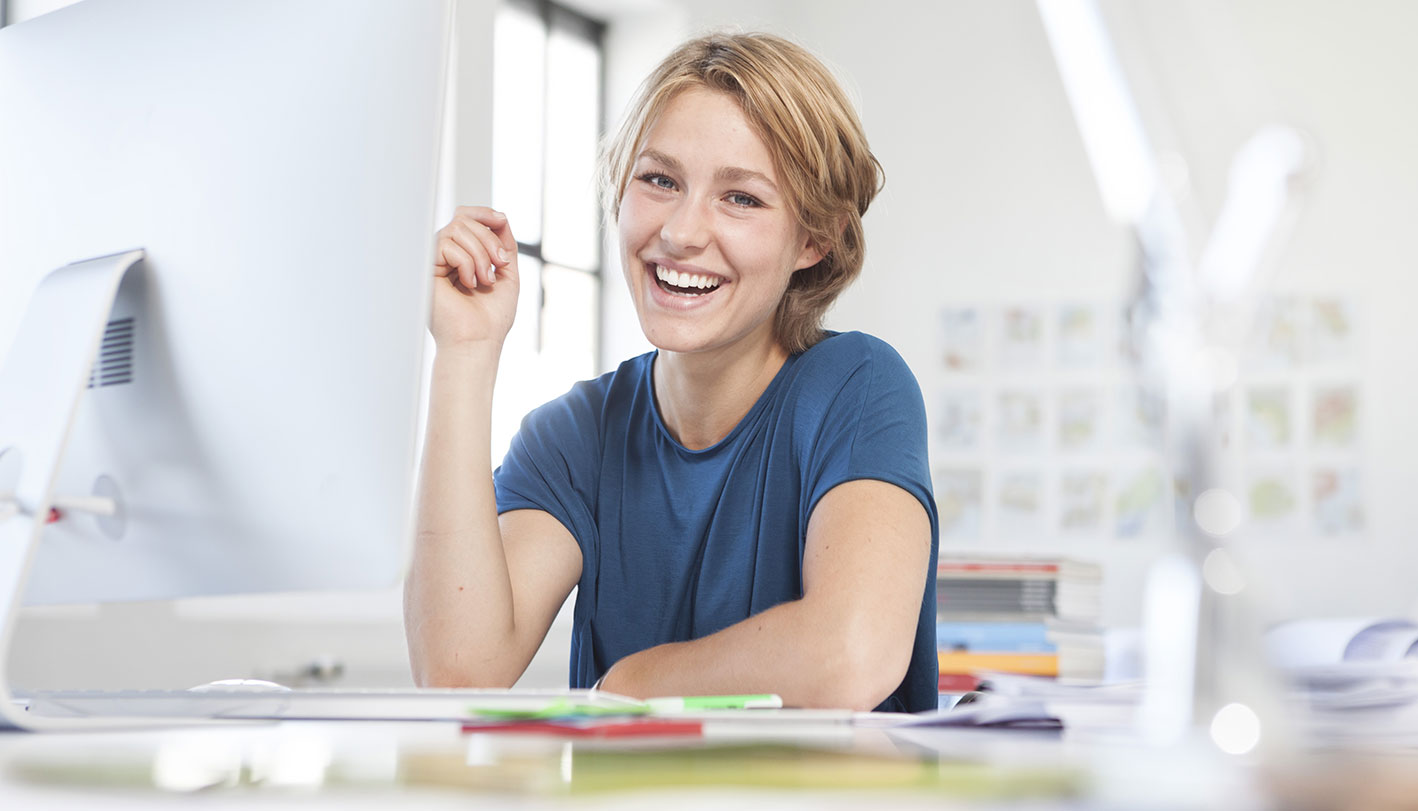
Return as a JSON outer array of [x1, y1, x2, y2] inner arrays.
[[936, 650, 1059, 677]]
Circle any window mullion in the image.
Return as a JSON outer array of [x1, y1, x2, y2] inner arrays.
[[533, 0, 553, 354]]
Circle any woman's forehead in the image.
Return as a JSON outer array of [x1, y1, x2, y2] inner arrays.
[[636, 88, 779, 177]]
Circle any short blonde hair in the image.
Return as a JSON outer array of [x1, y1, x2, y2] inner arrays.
[[600, 31, 883, 355]]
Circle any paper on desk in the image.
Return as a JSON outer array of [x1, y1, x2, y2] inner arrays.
[[1266, 617, 1418, 669], [1256, 618, 1418, 749], [892, 695, 1060, 729], [867, 674, 1142, 731]]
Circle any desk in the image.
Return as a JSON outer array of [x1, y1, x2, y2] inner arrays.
[[0, 717, 1411, 809]]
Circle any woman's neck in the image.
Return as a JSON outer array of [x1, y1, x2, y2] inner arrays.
[[653, 333, 789, 451]]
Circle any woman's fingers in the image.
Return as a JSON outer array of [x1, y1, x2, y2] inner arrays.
[[452, 220, 507, 287], [436, 208, 517, 289], [429, 207, 521, 348], [436, 228, 490, 290], [436, 238, 477, 290], [454, 206, 517, 254]]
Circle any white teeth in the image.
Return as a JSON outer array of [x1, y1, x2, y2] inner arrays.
[[654, 265, 720, 292]]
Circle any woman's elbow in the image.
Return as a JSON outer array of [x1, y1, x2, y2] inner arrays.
[[840, 652, 909, 711], [806, 636, 911, 711], [410, 656, 520, 689]]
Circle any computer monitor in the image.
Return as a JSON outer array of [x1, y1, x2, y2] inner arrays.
[[0, 0, 451, 613]]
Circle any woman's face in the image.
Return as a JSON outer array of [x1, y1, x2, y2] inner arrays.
[[618, 87, 822, 358]]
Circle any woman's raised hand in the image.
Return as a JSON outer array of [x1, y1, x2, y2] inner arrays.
[[430, 206, 520, 350]]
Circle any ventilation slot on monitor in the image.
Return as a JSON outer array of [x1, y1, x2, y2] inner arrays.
[[88, 317, 134, 389]]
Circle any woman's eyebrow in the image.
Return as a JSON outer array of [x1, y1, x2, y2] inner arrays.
[[639, 148, 684, 174], [715, 165, 778, 193]]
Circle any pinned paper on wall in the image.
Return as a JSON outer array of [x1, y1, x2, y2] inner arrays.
[[996, 471, 1046, 537], [935, 389, 984, 451], [1310, 297, 1359, 364], [1114, 465, 1167, 539], [1246, 386, 1293, 450], [1114, 386, 1164, 449], [997, 391, 1045, 452], [1247, 468, 1301, 535], [1057, 303, 1107, 368], [939, 307, 983, 372], [1057, 389, 1105, 452], [998, 306, 1045, 368], [1314, 468, 1364, 535], [1312, 387, 1359, 448], [1059, 471, 1107, 535], [1249, 296, 1305, 369], [927, 295, 1365, 544]]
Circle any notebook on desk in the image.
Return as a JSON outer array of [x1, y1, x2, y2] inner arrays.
[[13, 687, 646, 724]]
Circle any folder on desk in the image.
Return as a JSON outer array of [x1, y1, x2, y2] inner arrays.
[[19, 687, 647, 723]]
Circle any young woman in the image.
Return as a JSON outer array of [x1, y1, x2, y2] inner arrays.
[[404, 32, 938, 712]]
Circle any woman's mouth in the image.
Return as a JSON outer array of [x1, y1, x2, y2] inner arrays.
[[652, 264, 722, 296]]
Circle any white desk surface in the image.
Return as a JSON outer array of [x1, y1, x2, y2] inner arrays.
[[0, 716, 1410, 809]]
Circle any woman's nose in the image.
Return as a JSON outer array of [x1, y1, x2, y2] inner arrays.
[[659, 197, 711, 254]]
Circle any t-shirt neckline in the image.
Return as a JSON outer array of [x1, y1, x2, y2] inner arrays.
[[644, 349, 801, 455]]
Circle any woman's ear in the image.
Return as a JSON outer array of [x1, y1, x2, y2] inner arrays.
[[792, 215, 848, 272], [792, 237, 827, 272]]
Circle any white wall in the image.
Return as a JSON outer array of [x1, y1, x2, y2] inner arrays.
[[610, 0, 1418, 626], [1112, 0, 1418, 621]]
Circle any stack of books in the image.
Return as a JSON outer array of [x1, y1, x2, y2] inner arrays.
[[935, 556, 1104, 693]]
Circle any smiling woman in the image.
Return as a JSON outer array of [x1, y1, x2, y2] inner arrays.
[[602, 34, 883, 358], [404, 32, 940, 713], [616, 87, 823, 365]]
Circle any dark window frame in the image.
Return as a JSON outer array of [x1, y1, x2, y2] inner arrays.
[[501, 0, 606, 361]]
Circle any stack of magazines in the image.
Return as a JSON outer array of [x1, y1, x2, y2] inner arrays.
[[934, 556, 1105, 694]]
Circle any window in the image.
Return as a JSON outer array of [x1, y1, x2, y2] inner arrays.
[[488, 0, 604, 457]]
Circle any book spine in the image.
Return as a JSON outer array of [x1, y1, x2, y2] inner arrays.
[[937, 579, 1058, 615], [937, 562, 1061, 576], [936, 621, 1056, 653], [936, 651, 1060, 677], [937, 673, 983, 693]]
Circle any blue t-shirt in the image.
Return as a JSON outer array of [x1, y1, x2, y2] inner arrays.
[[493, 331, 940, 712]]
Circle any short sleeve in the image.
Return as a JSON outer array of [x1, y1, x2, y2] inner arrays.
[[801, 335, 936, 529], [493, 380, 602, 551]]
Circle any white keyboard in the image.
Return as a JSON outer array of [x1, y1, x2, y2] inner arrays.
[[15, 687, 640, 722]]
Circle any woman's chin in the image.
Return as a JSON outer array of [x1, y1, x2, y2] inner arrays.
[[639, 321, 719, 356]]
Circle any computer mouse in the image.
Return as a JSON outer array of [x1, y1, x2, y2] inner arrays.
[[187, 678, 292, 693]]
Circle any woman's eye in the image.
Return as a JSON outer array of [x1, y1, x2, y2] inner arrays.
[[640, 173, 676, 190], [727, 193, 760, 208]]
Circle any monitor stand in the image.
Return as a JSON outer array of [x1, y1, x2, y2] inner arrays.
[[0, 249, 175, 730]]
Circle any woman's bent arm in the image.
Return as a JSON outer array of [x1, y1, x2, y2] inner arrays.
[[402, 206, 582, 687], [599, 479, 930, 710], [403, 349, 581, 686]]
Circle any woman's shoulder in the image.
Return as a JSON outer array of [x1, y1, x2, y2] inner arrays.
[[521, 351, 653, 433], [793, 330, 916, 384]]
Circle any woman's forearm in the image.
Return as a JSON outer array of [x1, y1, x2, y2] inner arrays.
[[403, 346, 523, 686], [598, 596, 905, 711]]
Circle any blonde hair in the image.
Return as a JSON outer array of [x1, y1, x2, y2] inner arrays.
[[600, 31, 883, 355]]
